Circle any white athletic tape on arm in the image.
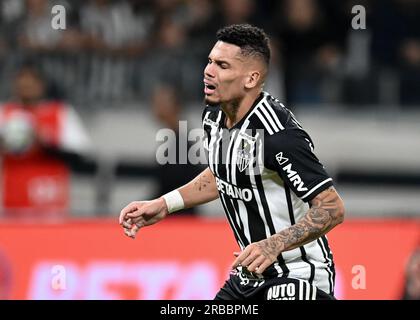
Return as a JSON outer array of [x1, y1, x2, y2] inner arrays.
[[162, 190, 185, 214]]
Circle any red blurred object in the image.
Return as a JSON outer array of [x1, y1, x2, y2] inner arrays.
[[0, 217, 418, 300], [1, 101, 69, 218]]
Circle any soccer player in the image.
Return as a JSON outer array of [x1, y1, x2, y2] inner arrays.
[[119, 24, 345, 300]]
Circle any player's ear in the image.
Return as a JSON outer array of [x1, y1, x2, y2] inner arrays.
[[244, 71, 260, 89]]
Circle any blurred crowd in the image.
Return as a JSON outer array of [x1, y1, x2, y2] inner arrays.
[[0, 0, 419, 107], [0, 0, 420, 217]]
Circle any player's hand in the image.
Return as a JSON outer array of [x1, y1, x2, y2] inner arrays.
[[231, 238, 281, 275], [119, 198, 169, 239]]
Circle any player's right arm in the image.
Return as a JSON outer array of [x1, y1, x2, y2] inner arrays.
[[119, 167, 218, 238]]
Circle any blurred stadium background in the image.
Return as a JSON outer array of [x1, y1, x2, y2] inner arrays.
[[0, 0, 419, 300]]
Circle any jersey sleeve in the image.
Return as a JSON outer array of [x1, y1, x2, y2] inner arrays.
[[264, 128, 333, 202]]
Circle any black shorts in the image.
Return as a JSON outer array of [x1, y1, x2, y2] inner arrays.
[[215, 267, 335, 301]]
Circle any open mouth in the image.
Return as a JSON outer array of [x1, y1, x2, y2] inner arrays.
[[204, 83, 216, 94]]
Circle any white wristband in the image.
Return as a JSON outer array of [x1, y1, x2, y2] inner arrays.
[[162, 190, 185, 214]]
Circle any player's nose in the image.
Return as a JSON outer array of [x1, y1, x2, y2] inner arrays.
[[204, 63, 215, 78]]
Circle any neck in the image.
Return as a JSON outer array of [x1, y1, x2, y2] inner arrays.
[[221, 90, 261, 129]]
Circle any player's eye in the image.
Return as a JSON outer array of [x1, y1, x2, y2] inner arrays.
[[219, 63, 228, 69]]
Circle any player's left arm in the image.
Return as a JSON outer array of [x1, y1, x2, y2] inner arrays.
[[232, 186, 345, 274], [233, 124, 345, 274], [263, 186, 344, 255]]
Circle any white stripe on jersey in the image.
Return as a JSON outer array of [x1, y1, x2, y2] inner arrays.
[[299, 280, 304, 300], [318, 236, 334, 293], [247, 133, 272, 239], [312, 283, 317, 300], [203, 111, 211, 169], [237, 199, 251, 243], [263, 102, 285, 130], [301, 178, 333, 200], [206, 111, 222, 173], [258, 104, 280, 133], [225, 130, 237, 183], [231, 119, 250, 185], [218, 96, 267, 246], [254, 109, 274, 135], [262, 171, 308, 231], [220, 195, 245, 250], [209, 113, 248, 248], [231, 93, 267, 184], [255, 140, 285, 276]]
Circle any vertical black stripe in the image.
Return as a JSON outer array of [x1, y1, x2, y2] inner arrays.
[[220, 194, 250, 247], [225, 130, 237, 183], [254, 164, 276, 234], [208, 132, 215, 174], [317, 238, 333, 294], [213, 113, 224, 175], [254, 165, 290, 277], [308, 282, 313, 300], [213, 128, 220, 175], [321, 235, 336, 295], [243, 199, 267, 243], [263, 101, 284, 130], [238, 131, 269, 244], [208, 111, 222, 174], [303, 281, 308, 300], [285, 185, 315, 283], [284, 186, 296, 225], [217, 129, 226, 177], [216, 131, 228, 179], [219, 196, 243, 247], [255, 108, 275, 135], [230, 199, 245, 231], [260, 103, 280, 132]]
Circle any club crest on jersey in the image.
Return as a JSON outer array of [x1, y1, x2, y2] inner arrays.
[[237, 148, 251, 172], [236, 132, 257, 172]]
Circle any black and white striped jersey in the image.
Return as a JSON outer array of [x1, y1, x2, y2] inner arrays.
[[202, 91, 336, 295]]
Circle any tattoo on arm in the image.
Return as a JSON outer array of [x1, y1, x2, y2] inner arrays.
[[256, 238, 280, 259], [194, 174, 211, 191], [267, 187, 344, 255]]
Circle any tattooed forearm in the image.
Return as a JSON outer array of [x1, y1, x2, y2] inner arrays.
[[194, 174, 212, 191], [265, 187, 345, 255], [256, 237, 279, 259]]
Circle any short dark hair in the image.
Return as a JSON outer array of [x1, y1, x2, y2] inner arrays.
[[216, 24, 270, 66]]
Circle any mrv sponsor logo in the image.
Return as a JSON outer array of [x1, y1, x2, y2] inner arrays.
[[275, 152, 308, 192], [282, 163, 308, 192]]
